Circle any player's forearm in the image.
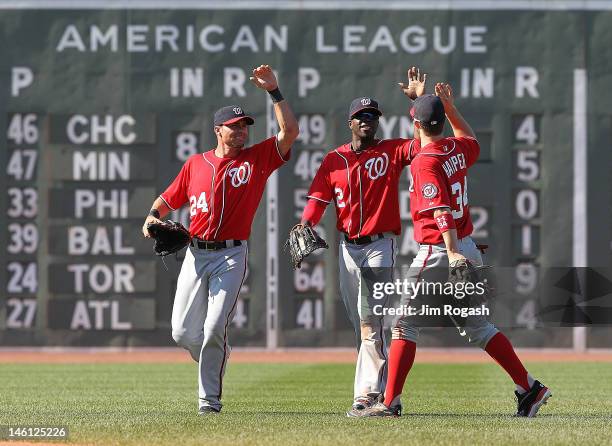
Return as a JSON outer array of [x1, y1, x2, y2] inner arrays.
[[149, 197, 171, 219], [433, 208, 460, 254], [273, 99, 299, 155], [441, 227, 461, 254], [301, 198, 327, 226], [444, 105, 475, 139]]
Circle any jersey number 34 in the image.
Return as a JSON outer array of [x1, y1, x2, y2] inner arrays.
[[451, 178, 468, 219]]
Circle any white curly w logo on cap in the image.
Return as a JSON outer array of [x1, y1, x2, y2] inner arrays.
[[232, 107, 243, 115], [361, 98, 371, 106]]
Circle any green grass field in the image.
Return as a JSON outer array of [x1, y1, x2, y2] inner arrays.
[[1, 361, 611, 445]]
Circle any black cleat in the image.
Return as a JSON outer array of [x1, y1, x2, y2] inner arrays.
[[515, 380, 552, 418]]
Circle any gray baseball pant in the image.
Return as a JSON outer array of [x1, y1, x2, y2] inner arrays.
[[339, 236, 396, 401], [393, 236, 498, 348], [171, 242, 248, 411]]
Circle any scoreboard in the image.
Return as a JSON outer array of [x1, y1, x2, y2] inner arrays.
[[0, 3, 611, 347]]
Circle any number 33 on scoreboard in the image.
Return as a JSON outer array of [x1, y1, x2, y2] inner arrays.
[[189, 192, 208, 216]]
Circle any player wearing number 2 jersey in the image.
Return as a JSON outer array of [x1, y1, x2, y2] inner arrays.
[[301, 68, 427, 417], [142, 65, 298, 415], [356, 85, 551, 418]]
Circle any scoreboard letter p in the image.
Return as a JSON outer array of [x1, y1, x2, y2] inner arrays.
[[11, 67, 33, 97], [298, 68, 320, 98]]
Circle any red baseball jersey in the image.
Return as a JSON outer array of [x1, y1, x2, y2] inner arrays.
[[307, 139, 415, 239], [410, 136, 480, 244], [161, 136, 289, 240]]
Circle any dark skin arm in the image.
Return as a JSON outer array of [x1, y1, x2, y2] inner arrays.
[[398, 66, 427, 100]]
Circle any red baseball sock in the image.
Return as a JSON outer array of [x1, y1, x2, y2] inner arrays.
[[485, 332, 530, 391], [384, 339, 416, 407]]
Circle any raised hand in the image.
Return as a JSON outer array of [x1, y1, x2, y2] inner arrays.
[[435, 82, 455, 110], [398, 66, 427, 100], [249, 64, 278, 91]]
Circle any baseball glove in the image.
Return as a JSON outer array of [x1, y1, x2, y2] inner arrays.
[[285, 224, 329, 269], [448, 258, 491, 307], [147, 220, 191, 257]]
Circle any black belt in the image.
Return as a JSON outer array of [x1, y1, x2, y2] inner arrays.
[[190, 239, 242, 250], [344, 233, 384, 245]]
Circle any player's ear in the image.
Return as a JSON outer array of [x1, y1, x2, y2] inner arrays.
[[413, 121, 421, 138]]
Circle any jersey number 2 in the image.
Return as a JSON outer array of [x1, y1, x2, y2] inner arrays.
[[189, 192, 209, 216], [334, 188, 346, 208], [450, 178, 468, 219]]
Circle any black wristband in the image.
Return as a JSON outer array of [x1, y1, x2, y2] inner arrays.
[[148, 209, 160, 218], [267, 88, 284, 103]]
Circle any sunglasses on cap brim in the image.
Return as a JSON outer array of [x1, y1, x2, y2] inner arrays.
[[352, 111, 380, 121]]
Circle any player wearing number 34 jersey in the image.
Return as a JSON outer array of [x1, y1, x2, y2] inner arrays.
[[356, 88, 552, 419], [409, 127, 479, 245]]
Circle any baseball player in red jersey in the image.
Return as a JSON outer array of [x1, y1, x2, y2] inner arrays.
[[355, 84, 552, 418], [301, 68, 427, 417], [142, 65, 298, 415]]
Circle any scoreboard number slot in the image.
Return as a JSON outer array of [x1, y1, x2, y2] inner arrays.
[[7, 262, 38, 294], [294, 262, 325, 293], [515, 150, 540, 182], [295, 114, 326, 146], [293, 150, 324, 181], [6, 298, 37, 329], [296, 298, 323, 330], [470, 207, 489, 239], [7, 188, 38, 218], [515, 299, 538, 330], [513, 114, 540, 146], [7, 223, 39, 254], [7, 113, 39, 145], [6, 149, 38, 181], [174, 131, 200, 162], [514, 189, 539, 220], [515, 263, 538, 296]]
